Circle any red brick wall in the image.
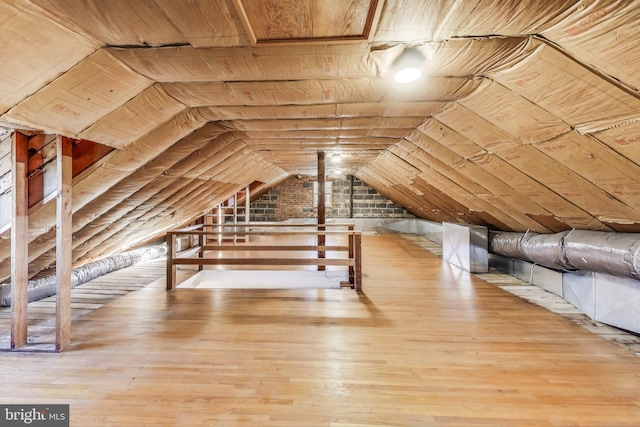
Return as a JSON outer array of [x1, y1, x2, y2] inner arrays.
[[250, 175, 414, 221]]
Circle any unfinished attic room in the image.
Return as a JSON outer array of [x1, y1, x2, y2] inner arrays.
[[4, 0, 640, 425]]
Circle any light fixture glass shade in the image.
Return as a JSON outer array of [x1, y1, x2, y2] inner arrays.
[[392, 47, 425, 83], [394, 67, 422, 83]]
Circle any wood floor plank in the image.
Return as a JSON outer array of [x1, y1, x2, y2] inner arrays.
[[1, 235, 640, 426]]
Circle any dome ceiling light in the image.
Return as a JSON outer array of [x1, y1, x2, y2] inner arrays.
[[392, 47, 425, 83]]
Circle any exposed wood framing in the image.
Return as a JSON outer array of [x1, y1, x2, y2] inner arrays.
[[55, 135, 73, 352], [165, 225, 362, 292], [217, 202, 223, 245], [354, 233, 362, 293], [244, 185, 250, 242], [232, 192, 238, 245], [10, 131, 29, 349], [317, 151, 326, 271], [166, 233, 176, 290]]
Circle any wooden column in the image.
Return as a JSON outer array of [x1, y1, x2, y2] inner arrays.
[[317, 152, 325, 270], [217, 203, 223, 245], [354, 232, 362, 293], [232, 192, 238, 245], [166, 233, 176, 290], [198, 215, 205, 272], [348, 224, 355, 283], [244, 185, 250, 243], [55, 135, 73, 352], [349, 174, 354, 218], [10, 131, 29, 349]]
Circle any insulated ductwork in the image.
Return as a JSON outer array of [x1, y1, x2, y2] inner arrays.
[[489, 230, 640, 280], [0, 245, 167, 307]]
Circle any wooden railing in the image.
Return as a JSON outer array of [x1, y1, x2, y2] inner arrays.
[[166, 222, 362, 293]]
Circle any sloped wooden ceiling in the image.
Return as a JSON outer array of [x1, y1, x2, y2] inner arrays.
[[1, 0, 640, 282]]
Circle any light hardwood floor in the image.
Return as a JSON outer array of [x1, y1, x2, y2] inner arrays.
[[2, 234, 640, 426]]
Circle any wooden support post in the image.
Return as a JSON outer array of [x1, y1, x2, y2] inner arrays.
[[55, 135, 72, 352], [244, 185, 250, 243], [317, 152, 325, 271], [197, 216, 204, 271], [217, 203, 223, 245], [198, 243, 204, 271], [233, 192, 238, 245], [166, 233, 176, 290], [10, 131, 29, 349], [348, 224, 355, 283], [349, 174, 354, 218], [354, 233, 362, 293], [198, 225, 204, 272]]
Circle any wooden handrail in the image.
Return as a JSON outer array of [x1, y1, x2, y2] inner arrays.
[[200, 245, 350, 251], [168, 230, 357, 237], [203, 222, 355, 228], [170, 258, 355, 266], [166, 227, 362, 293]]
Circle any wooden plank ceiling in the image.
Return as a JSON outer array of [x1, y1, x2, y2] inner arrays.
[[1, 0, 640, 282]]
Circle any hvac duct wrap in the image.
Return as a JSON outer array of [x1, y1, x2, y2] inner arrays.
[[489, 230, 571, 270], [490, 230, 640, 280], [562, 230, 640, 279], [0, 245, 166, 307]]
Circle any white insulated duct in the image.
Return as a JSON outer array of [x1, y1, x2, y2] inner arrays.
[[489, 230, 640, 280], [0, 245, 167, 307]]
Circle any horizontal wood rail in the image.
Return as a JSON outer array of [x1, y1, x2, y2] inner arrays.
[[166, 223, 362, 293]]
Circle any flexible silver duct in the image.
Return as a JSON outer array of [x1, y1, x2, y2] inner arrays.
[[489, 230, 640, 280], [0, 245, 167, 307]]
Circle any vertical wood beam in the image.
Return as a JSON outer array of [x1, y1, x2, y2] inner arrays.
[[354, 232, 362, 293], [348, 224, 355, 283], [197, 216, 204, 272], [245, 185, 250, 243], [166, 233, 176, 290], [349, 174, 354, 218], [55, 135, 73, 352], [217, 203, 223, 245], [233, 192, 238, 245], [317, 152, 325, 270], [10, 131, 29, 349]]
